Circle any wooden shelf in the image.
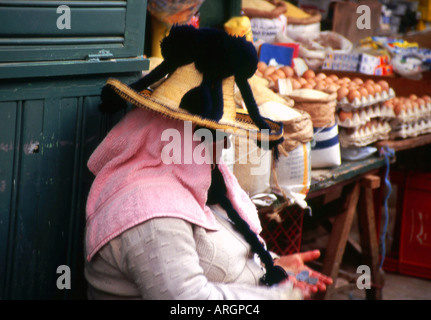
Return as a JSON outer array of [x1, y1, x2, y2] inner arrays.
[[374, 133, 431, 152]]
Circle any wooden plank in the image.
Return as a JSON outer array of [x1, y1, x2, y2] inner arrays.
[[316, 182, 361, 299], [309, 156, 386, 194], [358, 182, 384, 300], [375, 133, 431, 152], [361, 175, 381, 189]]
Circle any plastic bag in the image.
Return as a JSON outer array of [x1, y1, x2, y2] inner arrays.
[[278, 31, 353, 70], [250, 14, 287, 43]]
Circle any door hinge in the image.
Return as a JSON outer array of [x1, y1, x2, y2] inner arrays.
[[86, 49, 114, 62]]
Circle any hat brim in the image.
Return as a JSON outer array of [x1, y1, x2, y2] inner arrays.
[[105, 78, 284, 143]]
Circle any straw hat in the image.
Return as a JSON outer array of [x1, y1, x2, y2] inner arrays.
[[105, 62, 284, 144]]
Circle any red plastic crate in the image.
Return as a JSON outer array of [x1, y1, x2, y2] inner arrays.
[[399, 171, 431, 280], [259, 204, 305, 256]]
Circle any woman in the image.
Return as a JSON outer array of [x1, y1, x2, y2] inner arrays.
[[84, 27, 332, 300]]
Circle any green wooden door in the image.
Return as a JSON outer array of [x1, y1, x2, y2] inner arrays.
[[0, 0, 148, 299]]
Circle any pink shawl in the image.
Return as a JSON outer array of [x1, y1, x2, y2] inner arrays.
[[85, 107, 262, 261]]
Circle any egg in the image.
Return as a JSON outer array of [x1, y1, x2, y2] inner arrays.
[[291, 79, 302, 90], [341, 77, 351, 84], [328, 74, 339, 81], [373, 84, 382, 94], [338, 110, 353, 121], [257, 61, 267, 73], [325, 84, 338, 94], [324, 77, 334, 84], [303, 69, 316, 79], [280, 66, 295, 78], [348, 89, 361, 102], [316, 73, 327, 80], [416, 98, 425, 107], [264, 66, 276, 77], [298, 77, 308, 85], [359, 87, 369, 97], [364, 79, 375, 86], [301, 83, 313, 89], [377, 80, 389, 92], [394, 104, 405, 115], [315, 81, 327, 91], [352, 77, 364, 85], [337, 87, 349, 101], [364, 84, 375, 96], [307, 78, 317, 87], [275, 68, 286, 79], [423, 95, 431, 103], [409, 94, 418, 100]]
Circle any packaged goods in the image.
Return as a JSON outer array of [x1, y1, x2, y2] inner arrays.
[[311, 123, 342, 168], [271, 142, 311, 209]]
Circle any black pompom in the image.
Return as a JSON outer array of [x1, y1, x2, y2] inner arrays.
[[98, 85, 128, 114], [261, 265, 289, 286]]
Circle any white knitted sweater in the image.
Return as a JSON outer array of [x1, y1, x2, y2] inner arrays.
[[84, 205, 302, 300]]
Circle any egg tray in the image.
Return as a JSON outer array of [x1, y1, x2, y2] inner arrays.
[[336, 103, 396, 128], [390, 101, 431, 125], [337, 88, 396, 111], [338, 121, 392, 148], [390, 118, 431, 139]]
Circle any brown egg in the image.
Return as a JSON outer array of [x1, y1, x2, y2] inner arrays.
[[257, 61, 267, 73], [364, 79, 375, 86], [377, 80, 389, 92], [325, 84, 338, 94], [423, 95, 431, 103], [359, 87, 369, 97], [263, 66, 276, 77], [275, 68, 286, 79], [338, 110, 353, 121], [337, 86, 349, 101], [348, 89, 361, 102], [394, 104, 405, 115], [307, 78, 317, 87], [409, 94, 418, 100], [328, 74, 339, 81], [298, 77, 308, 85], [365, 84, 375, 96], [316, 73, 327, 80], [348, 83, 359, 90], [416, 98, 425, 107], [404, 100, 413, 110], [301, 83, 313, 89], [324, 76, 334, 84], [341, 77, 351, 83], [352, 77, 364, 85], [303, 69, 316, 79], [315, 80, 327, 91], [269, 73, 280, 84], [383, 100, 393, 109], [291, 78, 302, 90], [374, 84, 382, 94], [280, 66, 295, 78]]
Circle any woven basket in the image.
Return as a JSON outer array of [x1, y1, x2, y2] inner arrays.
[[286, 90, 337, 128]]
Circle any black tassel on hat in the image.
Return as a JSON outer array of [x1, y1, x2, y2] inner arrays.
[[207, 165, 288, 286]]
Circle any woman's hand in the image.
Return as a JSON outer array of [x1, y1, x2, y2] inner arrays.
[[274, 250, 333, 298]]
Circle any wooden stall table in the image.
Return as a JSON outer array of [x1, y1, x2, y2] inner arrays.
[[306, 156, 388, 300]]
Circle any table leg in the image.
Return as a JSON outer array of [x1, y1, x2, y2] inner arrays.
[[358, 175, 384, 300], [316, 182, 361, 300]]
